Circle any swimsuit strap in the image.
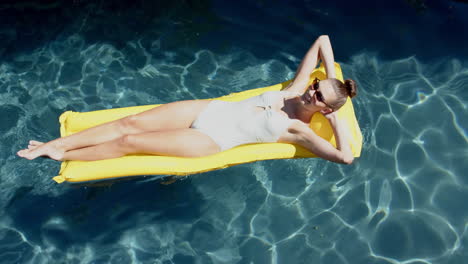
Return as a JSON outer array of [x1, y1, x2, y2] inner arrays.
[[257, 91, 285, 109]]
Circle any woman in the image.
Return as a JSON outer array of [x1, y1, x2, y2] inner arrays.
[[17, 35, 357, 164]]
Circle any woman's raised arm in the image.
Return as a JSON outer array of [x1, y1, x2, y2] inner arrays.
[[281, 115, 354, 165], [285, 35, 337, 94]]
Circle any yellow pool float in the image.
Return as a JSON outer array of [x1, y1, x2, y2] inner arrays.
[[53, 63, 362, 183]]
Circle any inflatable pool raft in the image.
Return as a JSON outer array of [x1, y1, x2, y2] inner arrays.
[[53, 63, 362, 183]]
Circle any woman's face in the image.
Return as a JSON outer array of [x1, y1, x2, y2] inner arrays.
[[301, 78, 338, 112]]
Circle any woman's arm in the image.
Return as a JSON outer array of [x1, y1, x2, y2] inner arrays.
[[323, 112, 354, 164], [281, 117, 354, 164], [284, 35, 337, 95]]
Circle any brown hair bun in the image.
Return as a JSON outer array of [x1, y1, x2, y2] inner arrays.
[[344, 79, 357, 98]]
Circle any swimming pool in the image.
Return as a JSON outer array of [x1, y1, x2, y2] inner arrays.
[[1, 0, 467, 263]]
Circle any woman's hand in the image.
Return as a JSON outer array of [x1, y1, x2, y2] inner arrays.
[[324, 110, 338, 121]]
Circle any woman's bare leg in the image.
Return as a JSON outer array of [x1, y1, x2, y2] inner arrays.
[[62, 129, 220, 161], [17, 100, 211, 160]]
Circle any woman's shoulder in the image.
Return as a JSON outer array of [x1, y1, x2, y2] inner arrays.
[[261, 90, 299, 99], [283, 90, 302, 99], [261, 90, 283, 96], [258, 90, 284, 103]]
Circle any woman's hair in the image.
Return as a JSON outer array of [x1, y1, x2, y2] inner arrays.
[[329, 78, 357, 110]]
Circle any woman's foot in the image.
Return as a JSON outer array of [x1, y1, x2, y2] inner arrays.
[[17, 141, 65, 161], [28, 140, 43, 150]]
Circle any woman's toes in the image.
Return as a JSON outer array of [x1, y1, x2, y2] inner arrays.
[[17, 149, 30, 158], [29, 140, 44, 146]]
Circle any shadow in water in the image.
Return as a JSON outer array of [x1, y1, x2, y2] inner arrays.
[[0, 0, 220, 62], [5, 176, 204, 250], [1, 0, 467, 66]]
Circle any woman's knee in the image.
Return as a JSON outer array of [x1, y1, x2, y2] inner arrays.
[[117, 115, 142, 135], [116, 134, 138, 152]]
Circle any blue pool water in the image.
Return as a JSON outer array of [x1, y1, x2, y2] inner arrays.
[[1, 0, 468, 263]]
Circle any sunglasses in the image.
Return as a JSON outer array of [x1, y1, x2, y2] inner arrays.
[[311, 78, 334, 110]]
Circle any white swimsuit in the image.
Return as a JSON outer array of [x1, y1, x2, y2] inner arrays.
[[191, 91, 295, 151]]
